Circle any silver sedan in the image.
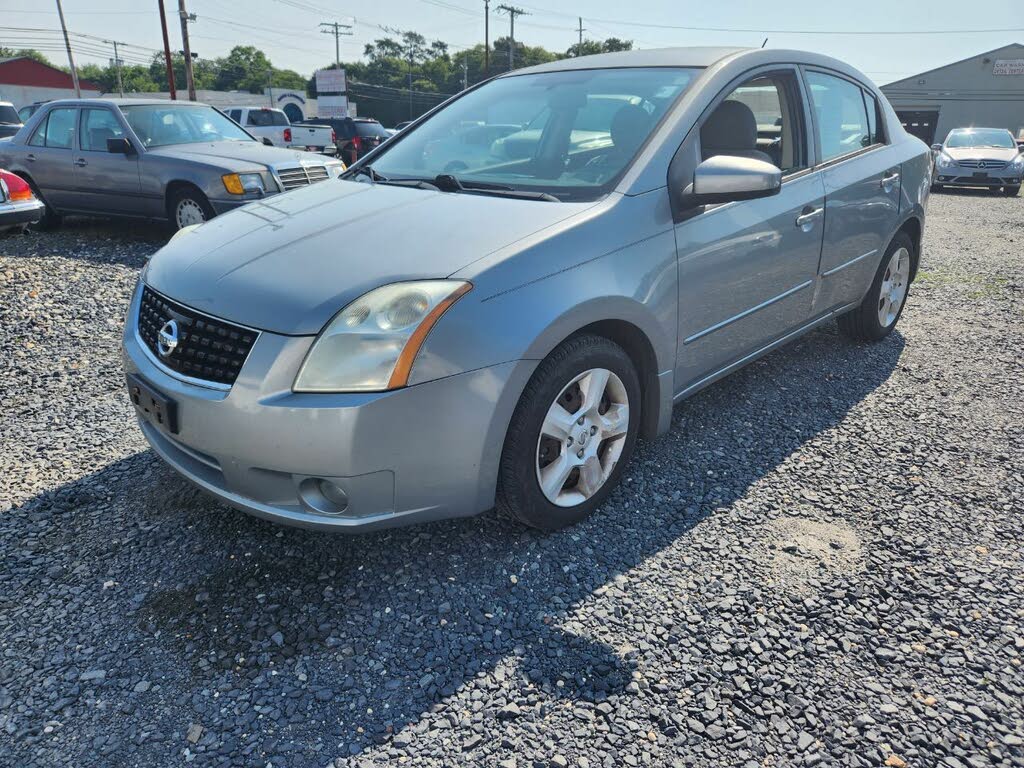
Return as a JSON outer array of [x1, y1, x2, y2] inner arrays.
[[122, 47, 930, 532]]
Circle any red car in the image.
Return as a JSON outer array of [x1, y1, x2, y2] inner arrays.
[[0, 169, 44, 234]]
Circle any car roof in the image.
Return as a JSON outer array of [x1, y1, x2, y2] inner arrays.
[[949, 126, 1011, 132], [510, 46, 748, 76], [38, 97, 211, 108]]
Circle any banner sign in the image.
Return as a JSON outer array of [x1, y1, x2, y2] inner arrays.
[[318, 94, 349, 118], [315, 68, 347, 93], [993, 59, 1024, 75]]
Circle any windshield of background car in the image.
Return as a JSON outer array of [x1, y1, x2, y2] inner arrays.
[[119, 104, 254, 147], [246, 109, 289, 127], [367, 67, 700, 199], [946, 129, 1016, 149], [0, 105, 19, 125]]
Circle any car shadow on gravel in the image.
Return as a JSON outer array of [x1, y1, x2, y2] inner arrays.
[[4, 323, 905, 761]]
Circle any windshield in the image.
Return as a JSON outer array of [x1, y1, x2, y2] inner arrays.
[[0, 105, 19, 125], [119, 104, 254, 147], [946, 128, 1016, 149], [365, 67, 699, 200]]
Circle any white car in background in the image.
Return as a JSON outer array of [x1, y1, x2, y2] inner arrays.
[[225, 107, 336, 156], [931, 127, 1024, 196]]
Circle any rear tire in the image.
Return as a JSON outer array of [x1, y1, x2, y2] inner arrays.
[[20, 176, 62, 231], [167, 186, 215, 231], [837, 232, 914, 342], [1003, 185, 1020, 197], [497, 334, 641, 530]]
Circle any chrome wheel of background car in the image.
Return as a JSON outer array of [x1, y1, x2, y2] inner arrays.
[[175, 198, 207, 229], [535, 368, 629, 507], [877, 246, 911, 327]]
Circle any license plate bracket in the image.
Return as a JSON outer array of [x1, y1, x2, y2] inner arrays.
[[972, 171, 989, 179], [127, 373, 179, 434]]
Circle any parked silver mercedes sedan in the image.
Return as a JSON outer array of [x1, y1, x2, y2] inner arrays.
[[123, 47, 930, 532], [931, 127, 1024, 196]]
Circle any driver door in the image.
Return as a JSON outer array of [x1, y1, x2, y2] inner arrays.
[[72, 106, 144, 215], [672, 67, 826, 393]]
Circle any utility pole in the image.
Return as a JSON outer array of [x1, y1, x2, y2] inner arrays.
[[319, 21, 353, 70], [267, 68, 274, 107], [54, 0, 80, 97], [108, 40, 124, 97], [407, 51, 414, 119], [157, 0, 177, 99], [578, 17, 585, 47], [496, 5, 528, 71], [177, 0, 197, 101], [483, 0, 490, 78]]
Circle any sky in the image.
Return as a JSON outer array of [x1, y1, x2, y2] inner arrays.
[[2, 0, 1020, 87]]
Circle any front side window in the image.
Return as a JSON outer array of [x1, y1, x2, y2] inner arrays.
[[227, 109, 242, 122], [119, 104, 254, 148], [806, 71, 870, 162], [700, 73, 806, 173], [43, 107, 77, 149], [366, 67, 700, 200], [945, 128, 1016, 149], [80, 108, 126, 151]]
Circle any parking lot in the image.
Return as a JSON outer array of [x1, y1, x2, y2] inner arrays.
[[1, 191, 1022, 767]]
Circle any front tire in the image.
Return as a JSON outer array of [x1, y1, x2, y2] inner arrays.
[[167, 187, 215, 231], [1003, 185, 1020, 197], [498, 335, 641, 530], [837, 232, 914, 342]]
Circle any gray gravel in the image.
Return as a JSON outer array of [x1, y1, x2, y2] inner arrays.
[[1, 196, 1022, 768]]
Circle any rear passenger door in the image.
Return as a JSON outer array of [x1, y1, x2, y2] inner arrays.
[[24, 106, 78, 209], [804, 70, 902, 314]]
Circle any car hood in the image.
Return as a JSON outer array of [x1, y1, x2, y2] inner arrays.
[[146, 141, 328, 170], [944, 146, 1020, 162], [144, 179, 595, 335]]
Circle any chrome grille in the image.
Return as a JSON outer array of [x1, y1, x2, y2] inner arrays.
[[956, 159, 1008, 170], [277, 165, 330, 191], [138, 286, 258, 387]]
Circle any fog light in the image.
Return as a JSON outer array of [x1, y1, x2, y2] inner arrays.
[[298, 477, 349, 516]]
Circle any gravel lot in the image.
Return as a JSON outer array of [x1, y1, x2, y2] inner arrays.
[[1, 194, 1022, 768]]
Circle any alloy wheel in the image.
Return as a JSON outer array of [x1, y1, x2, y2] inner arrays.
[[535, 368, 629, 507], [877, 246, 911, 327]]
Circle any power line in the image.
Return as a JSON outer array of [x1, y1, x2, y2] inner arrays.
[[320, 20, 353, 70], [496, 5, 528, 70]]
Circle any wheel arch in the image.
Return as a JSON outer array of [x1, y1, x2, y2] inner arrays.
[[895, 214, 923, 281], [164, 180, 210, 219]]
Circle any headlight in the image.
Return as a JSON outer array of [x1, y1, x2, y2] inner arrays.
[[294, 280, 472, 392], [328, 162, 346, 177], [222, 172, 265, 195], [1011, 154, 1024, 170], [935, 153, 953, 169]]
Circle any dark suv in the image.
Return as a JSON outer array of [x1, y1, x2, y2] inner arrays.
[[297, 117, 390, 165]]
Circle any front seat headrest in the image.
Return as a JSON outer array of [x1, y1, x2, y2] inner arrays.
[[701, 99, 766, 161]]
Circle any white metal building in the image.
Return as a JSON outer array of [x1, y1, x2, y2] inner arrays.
[[881, 43, 1024, 146]]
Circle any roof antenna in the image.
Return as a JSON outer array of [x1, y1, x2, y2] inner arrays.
[[761, 38, 768, 48]]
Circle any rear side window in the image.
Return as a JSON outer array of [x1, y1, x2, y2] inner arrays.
[[246, 110, 288, 127], [0, 105, 19, 124], [353, 121, 388, 137], [80, 108, 126, 151], [227, 109, 242, 122], [806, 71, 870, 162], [32, 107, 76, 149]]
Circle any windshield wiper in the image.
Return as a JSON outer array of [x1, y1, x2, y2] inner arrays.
[[349, 164, 388, 182], [433, 174, 559, 202], [349, 165, 441, 191]]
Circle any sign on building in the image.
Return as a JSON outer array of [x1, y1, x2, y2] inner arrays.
[[315, 68, 347, 93], [993, 59, 1024, 75], [318, 94, 349, 118]]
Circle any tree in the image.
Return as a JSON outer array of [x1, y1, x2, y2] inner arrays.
[[566, 38, 633, 58], [148, 52, 216, 92], [0, 47, 52, 65], [214, 45, 273, 93]]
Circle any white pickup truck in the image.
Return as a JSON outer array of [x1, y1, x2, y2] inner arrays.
[[225, 106, 336, 156]]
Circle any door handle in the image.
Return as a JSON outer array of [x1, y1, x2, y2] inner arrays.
[[881, 171, 900, 189], [26, 153, 36, 162], [74, 158, 88, 167], [795, 206, 823, 228]]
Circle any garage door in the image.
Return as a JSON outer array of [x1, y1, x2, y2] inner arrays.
[[897, 110, 939, 145]]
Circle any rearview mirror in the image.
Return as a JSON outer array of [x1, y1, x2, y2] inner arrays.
[[931, 143, 943, 152], [107, 137, 134, 155], [690, 155, 781, 205]]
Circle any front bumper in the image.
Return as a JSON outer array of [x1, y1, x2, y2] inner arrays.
[[121, 283, 536, 531], [0, 196, 44, 230], [934, 166, 1022, 187]]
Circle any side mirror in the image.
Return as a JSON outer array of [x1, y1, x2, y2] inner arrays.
[[689, 155, 782, 205], [262, 137, 274, 147], [931, 143, 943, 152], [107, 137, 135, 155]]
